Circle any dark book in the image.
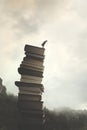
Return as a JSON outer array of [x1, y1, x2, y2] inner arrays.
[[24, 44, 45, 56], [19, 109, 44, 118], [15, 81, 44, 88], [18, 93, 42, 101], [25, 52, 45, 61], [18, 100, 43, 111], [18, 67, 43, 77], [19, 116, 44, 125]]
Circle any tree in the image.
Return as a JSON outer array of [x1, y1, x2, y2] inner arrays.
[[0, 78, 7, 96]]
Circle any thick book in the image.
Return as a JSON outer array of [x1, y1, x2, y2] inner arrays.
[[15, 81, 44, 88], [18, 85, 44, 93], [19, 116, 44, 125], [20, 64, 44, 72], [23, 57, 43, 66], [18, 67, 43, 77], [19, 90, 42, 95], [19, 110, 44, 118], [20, 75, 42, 84], [18, 93, 42, 101], [24, 44, 45, 56], [25, 52, 45, 61], [20, 78, 42, 84], [18, 100, 43, 111], [22, 61, 44, 69], [21, 75, 42, 81]]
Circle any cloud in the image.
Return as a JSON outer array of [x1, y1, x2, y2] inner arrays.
[[0, 0, 70, 35]]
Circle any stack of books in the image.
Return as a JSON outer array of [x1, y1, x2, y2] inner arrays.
[[15, 44, 45, 130]]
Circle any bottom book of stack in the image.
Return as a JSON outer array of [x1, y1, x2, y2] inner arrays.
[[18, 109, 45, 130]]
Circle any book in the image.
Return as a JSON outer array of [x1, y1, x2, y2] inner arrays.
[[20, 75, 42, 84], [18, 100, 43, 111], [20, 64, 44, 72], [21, 75, 42, 81], [18, 93, 42, 101], [22, 61, 44, 69], [23, 57, 43, 66], [19, 87, 42, 94], [19, 110, 44, 118], [24, 44, 45, 56], [19, 90, 42, 95], [15, 81, 44, 88], [20, 78, 42, 84], [18, 67, 43, 77], [18, 85, 44, 93], [25, 52, 45, 61], [19, 116, 44, 125]]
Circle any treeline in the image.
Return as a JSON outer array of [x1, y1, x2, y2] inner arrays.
[[0, 93, 18, 130], [0, 93, 87, 130], [44, 108, 87, 130]]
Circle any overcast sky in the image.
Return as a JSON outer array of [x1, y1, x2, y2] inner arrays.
[[0, 0, 87, 110]]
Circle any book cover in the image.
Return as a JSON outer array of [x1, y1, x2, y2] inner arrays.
[[23, 57, 43, 66], [20, 64, 44, 72], [18, 67, 43, 77], [18, 100, 43, 110], [25, 52, 45, 61], [20, 78, 42, 84], [24, 44, 45, 56], [18, 93, 42, 101], [18, 85, 43, 92], [22, 61, 44, 69], [15, 81, 44, 88], [19, 109, 44, 118]]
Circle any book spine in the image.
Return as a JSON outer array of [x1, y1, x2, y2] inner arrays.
[[18, 101, 43, 111], [18, 94, 42, 101], [20, 78, 42, 84], [15, 81, 43, 88], [19, 86, 42, 92], [25, 52, 45, 61], [18, 67, 43, 77], [21, 75, 42, 81], [20, 64, 44, 72], [22, 61, 44, 69], [23, 57, 43, 65]]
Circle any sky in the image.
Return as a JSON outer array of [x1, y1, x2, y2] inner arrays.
[[0, 0, 87, 110]]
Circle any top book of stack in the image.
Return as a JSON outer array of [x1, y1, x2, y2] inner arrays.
[[24, 45, 45, 56]]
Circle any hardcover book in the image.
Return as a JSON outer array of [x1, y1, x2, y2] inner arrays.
[[15, 81, 44, 88], [25, 52, 45, 61], [18, 100, 43, 111], [24, 44, 45, 55], [18, 93, 42, 101], [18, 67, 43, 77], [22, 61, 44, 69], [18, 85, 43, 93], [20, 64, 44, 72]]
